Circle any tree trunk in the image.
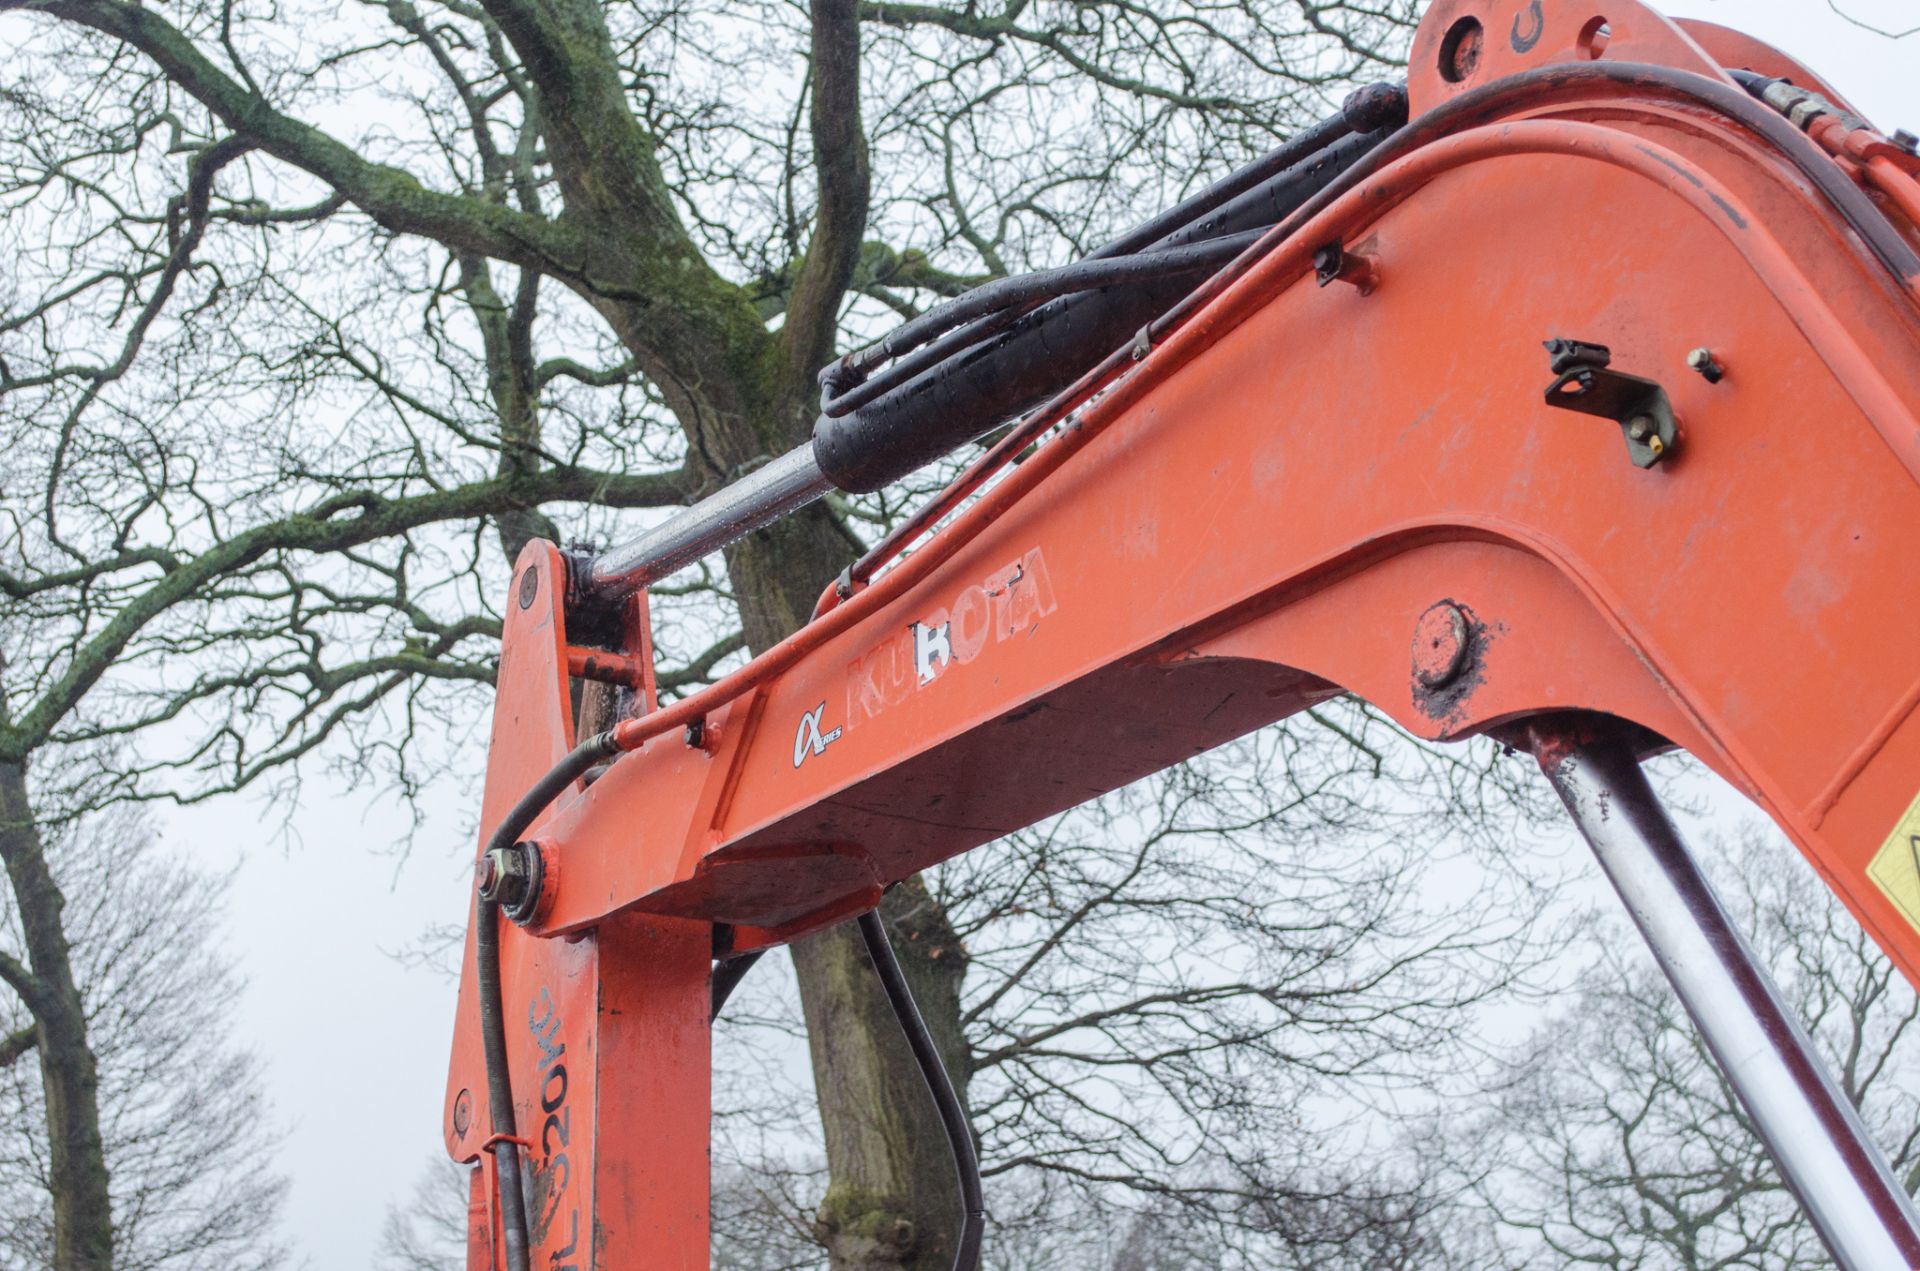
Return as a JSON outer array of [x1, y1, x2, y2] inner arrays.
[[0, 757, 114, 1271], [793, 878, 972, 1269], [723, 501, 977, 1270]]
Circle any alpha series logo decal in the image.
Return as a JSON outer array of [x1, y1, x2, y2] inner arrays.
[[792, 702, 843, 768], [847, 547, 1058, 729]]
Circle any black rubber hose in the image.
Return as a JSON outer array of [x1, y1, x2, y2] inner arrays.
[[817, 92, 1399, 419], [472, 730, 620, 1271], [815, 60, 1920, 495], [821, 303, 1039, 423], [1087, 86, 1400, 260], [857, 909, 985, 1271], [1725, 66, 1880, 136], [473, 898, 533, 1271], [821, 229, 1265, 419], [812, 116, 1399, 492], [1406, 62, 1919, 283], [710, 949, 765, 1021]]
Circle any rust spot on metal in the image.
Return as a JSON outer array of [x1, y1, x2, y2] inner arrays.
[[566, 646, 648, 689]]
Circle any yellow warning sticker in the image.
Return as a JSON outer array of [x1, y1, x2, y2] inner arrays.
[[1866, 789, 1920, 934]]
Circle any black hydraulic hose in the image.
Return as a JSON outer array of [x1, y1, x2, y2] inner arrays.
[[1088, 87, 1398, 260], [472, 730, 619, 1271], [815, 86, 1408, 430], [1410, 62, 1920, 283], [1292, 62, 1918, 288], [823, 304, 1039, 422], [821, 229, 1265, 419], [473, 898, 533, 1271], [710, 949, 765, 1021], [856, 909, 985, 1271], [1725, 66, 1880, 137], [812, 91, 1408, 493], [813, 61, 1920, 496]]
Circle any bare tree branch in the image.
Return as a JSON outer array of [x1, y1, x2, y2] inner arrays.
[[0, 1025, 35, 1069], [1826, 2, 1919, 39]]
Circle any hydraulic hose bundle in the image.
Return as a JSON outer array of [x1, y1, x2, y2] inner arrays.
[[812, 83, 1411, 493]]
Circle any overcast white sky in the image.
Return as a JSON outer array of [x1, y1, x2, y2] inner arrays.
[[162, 4, 1920, 1265]]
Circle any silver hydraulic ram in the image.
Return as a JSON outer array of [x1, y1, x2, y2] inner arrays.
[[585, 446, 832, 596], [1531, 721, 1920, 1271]]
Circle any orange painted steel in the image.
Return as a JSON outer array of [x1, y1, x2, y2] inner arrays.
[[1868, 157, 1920, 234], [442, 1, 1920, 1264]]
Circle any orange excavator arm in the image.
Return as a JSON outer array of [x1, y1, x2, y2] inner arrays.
[[441, 2, 1920, 1265]]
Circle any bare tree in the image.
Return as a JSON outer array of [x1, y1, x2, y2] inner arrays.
[[707, 714, 1563, 1268], [0, 787, 284, 1271], [377, 1160, 470, 1271], [950, 723, 1554, 1253], [1462, 819, 1920, 1268]]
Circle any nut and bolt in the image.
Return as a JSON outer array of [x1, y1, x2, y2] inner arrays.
[[1686, 347, 1725, 383], [1892, 129, 1918, 156], [1625, 415, 1668, 459], [1412, 602, 1472, 690], [478, 842, 537, 912]]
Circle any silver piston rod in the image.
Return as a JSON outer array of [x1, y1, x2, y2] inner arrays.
[[1533, 720, 1920, 1270], [585, 445, 832, 597]]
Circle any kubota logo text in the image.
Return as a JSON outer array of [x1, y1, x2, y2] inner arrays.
[[846, 547, 1058, 728]]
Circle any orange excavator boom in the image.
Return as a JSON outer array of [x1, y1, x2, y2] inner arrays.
[[442, 2, 1920, 1265]]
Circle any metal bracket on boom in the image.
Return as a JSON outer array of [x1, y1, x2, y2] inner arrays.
[[1542, 339, 1680, 468], [1314, 238, 1380, 294]]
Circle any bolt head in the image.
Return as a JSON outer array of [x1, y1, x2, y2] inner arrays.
[[1626, 415, 1655, 441], [1686, 347, 1724, 384], [478, 844, 533, 908], [1412, 603, 1472, 690], [1893, 129, 1918, 155]]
